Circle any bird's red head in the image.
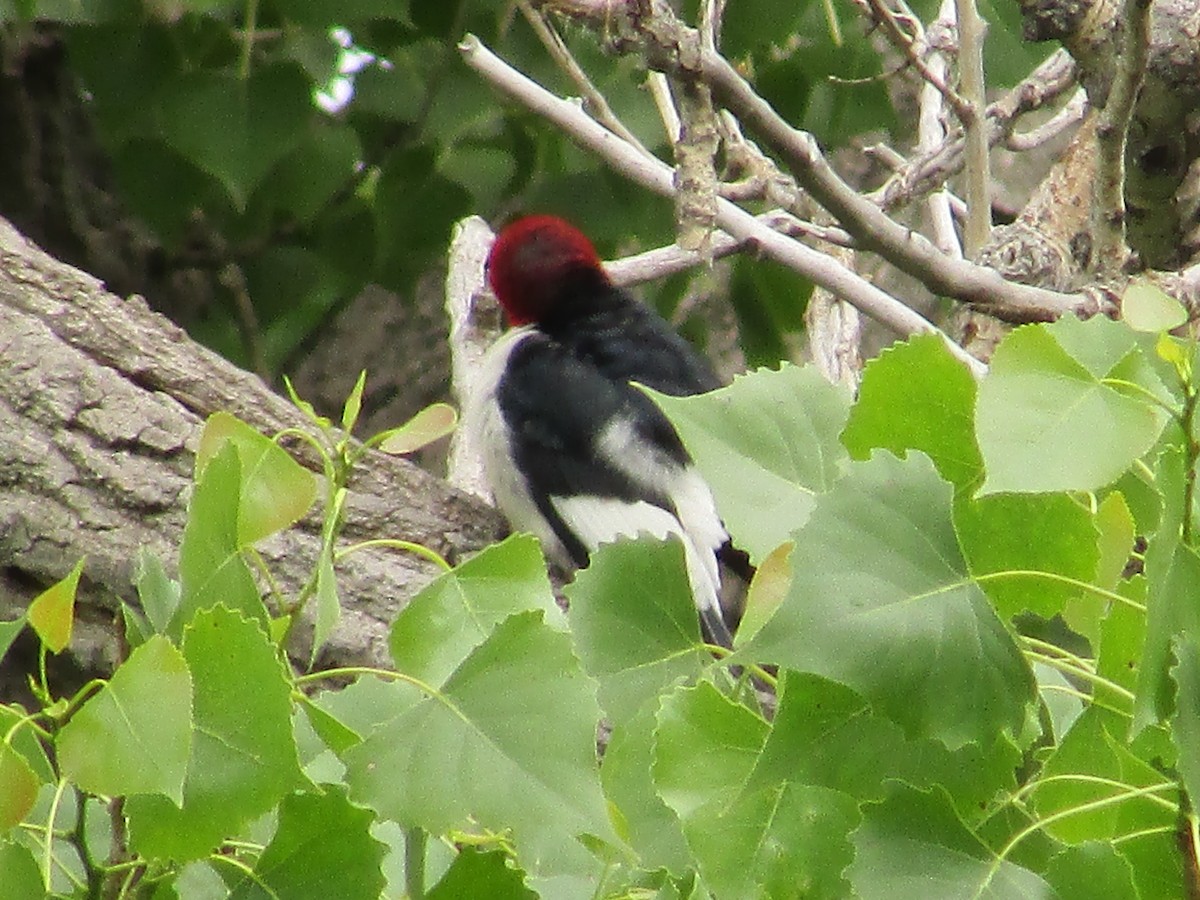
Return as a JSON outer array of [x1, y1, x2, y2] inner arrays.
[[486, 215, 610, 326]]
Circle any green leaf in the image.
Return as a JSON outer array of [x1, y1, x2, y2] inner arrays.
[[341, 370, 367, 433], [748, 672, 1021, 822], [0, 617, 25, 664], [955, 492, 1100, 621], [57, 635, 191, 803], [283, 375, 331, 428], [389, 535, 562, 688], [135, 548, 180, 635], [0, 706, 53, 785], [1045, 842, 1138, 900], [28, 556, 84, 653], [566, 539, 709, 725], [0, 743, 38, 831], [600, 704, 692, 877], [228, 788, 386, 900], [1121, 281, 1188, 333], [1031, 708, 1178, 845], [654, 682, 770, 820], [849, 783, 1054, 899], [1170, 635, 1200, 807], [1134, 448, 1200, 732], [0, 842, 43, 900], [427, 849, 538, 900], [378, 403, 459, 455], [977, 320, 1169, 494], [128, 606, 304, 861], [734, 540, 792, 646], [745, 451, 1035, 748], [842, 333, 982, 489], [174, 443, 265, 635], [650, 363, 852, 562], [1065, 492, 1137, 643], [348, 611, 613, 878], [261, 123, 362, 224], [653, 682, 857, 898], [197, 412, 316, 545], [156, 65, 312, 209]]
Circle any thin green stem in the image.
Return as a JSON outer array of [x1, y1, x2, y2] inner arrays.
[[1022, 635, 1096, 674], [1009, 773, 1178, 813], [43, 778, 70, 891], [976, 782, 1178, 897], [210, 852, 281, 899], [404, 827, 427, 900], [73, 789, 101, 899], [293, 665, 435, 694], [1038, 682, 1131, 719], [1021, 648, 1135, 704], [974, 570, 1146, 613], [1183, 380, 1199, 545], [336, 539, 452, 572], [1101, 377, 1182, 417]]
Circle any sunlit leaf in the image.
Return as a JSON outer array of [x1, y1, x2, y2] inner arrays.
[[390, 535, 561, 688], [227, 788, 386, 900], [378, 403, 458, 455], [174, 444, 265, 635], [128, 606, 303, 861], [28, 557, 84, 653], [1121, 281, 1187, 333], [0, 743, 38, 831], [566, 538, 708, 725], [650, 364, 851, 563], [842, 333, 982, 489], [745, 451, 1035, 749], [977, 320, 1169, 494], [348, 611, 613, 878], [57, 635, 192, 804], [197, 411, 316, 545]]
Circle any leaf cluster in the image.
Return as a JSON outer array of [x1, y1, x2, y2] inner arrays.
[[3, 287, 1200, 897]]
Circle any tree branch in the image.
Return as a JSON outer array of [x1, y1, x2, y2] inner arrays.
[[460, 34, 987, 377]]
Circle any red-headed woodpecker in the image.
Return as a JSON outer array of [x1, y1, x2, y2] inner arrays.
[[466, 214, 739, 648]]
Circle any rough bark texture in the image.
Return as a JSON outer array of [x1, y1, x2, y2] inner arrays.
[[0, 215, 506, 691]]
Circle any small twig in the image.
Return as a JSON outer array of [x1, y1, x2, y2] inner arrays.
[[646, 71, 682, 142], [879, 48, 1077, 211], [516, 0, 653, 156], [1090, 0, 1152, 273], [856, 0, 972, 122], [460, 34, 988, 378], [920, 0, 963, 258], [1006, 88, 1087, 151]]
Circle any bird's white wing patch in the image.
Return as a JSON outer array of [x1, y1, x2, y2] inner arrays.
[[550, 494, 724, 624], [593, 417, 726, 578]]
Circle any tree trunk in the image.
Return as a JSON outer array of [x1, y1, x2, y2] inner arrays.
[[0, 215, 505, 691]]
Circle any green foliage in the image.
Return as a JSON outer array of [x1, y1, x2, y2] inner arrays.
[[8, 311, 1200, 896]]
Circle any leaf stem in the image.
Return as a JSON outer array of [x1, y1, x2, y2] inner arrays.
[[404, 827, 427, 900], [238, 0, 259, 80], [976, 781, 1178, 897], [336, 539, 452, 572], [1021, 648, 1135, 704], [973, 569, 1146, 613]]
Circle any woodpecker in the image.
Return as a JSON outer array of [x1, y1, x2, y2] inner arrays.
[[467, 214, 740, 648]]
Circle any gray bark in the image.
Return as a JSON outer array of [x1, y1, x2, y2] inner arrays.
[[0, 215, 505, 685]]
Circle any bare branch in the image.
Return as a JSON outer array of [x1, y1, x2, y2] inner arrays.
[[953, 0, 992, 254], [459, 34, 989, 377], [1090, 0, 1152, 272]]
